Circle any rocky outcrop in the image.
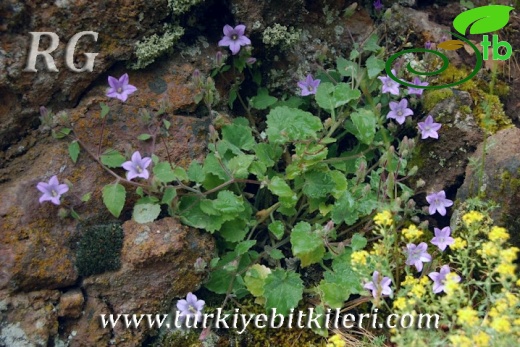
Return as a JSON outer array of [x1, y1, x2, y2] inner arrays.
[[457, 127, 520, 246]]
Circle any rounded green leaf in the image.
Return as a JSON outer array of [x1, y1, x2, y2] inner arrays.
[[102, 183, 126, 218], [453, 5, 514, 35], [133, 203, 161, 224]]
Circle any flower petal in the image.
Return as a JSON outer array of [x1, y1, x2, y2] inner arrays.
[[223, 24, 233, 36]]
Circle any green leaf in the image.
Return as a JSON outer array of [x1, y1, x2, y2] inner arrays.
[[227, 154, 255, 179], [179, 196, 225, 233], [236, 240, 256, 256], [268, 221, 285, 240], [290, 222, 325, 267], [336, 57, 359, 78], [268, 248, 284, 260], [255, 143, 283, 167], [318, 282, 349, 308], [212, 190, 245, 214], [161, 187, 177, 205], [315, 82, 361, 111], [228, 88, 238, 109], [203, 153, 230, 181], [70, 208, 81, 220], [268, 177, 297, 210], [187, 161, 205, 183], [81, 192, 92, 202], [219, 219, 249, 242], [172, 166, 188, 182], [266, 106, 322, 145], [365, 55, 385, 79], [100, 149, 126, 168], [52, 127, 71, 139], [244, 264, 271, 297], [133, 203, 161, 224], [331, 191, 358, 225], [102, 183, 126, 218], [68, 141, 80, 163], [264, 269, 303, 316], [453, 5, 513, 35], [162, 119, 171, 130], [302, 171, 335, 199], [100, 102, 110, 119], [351, 233, 367, 251], [137, 133, 152, 141], [348, 109, 376, 145], [222, 119, 256, 151], [250, 88, 278, 110], [362, 33, 381, 52], [153, 162, 176, 183]]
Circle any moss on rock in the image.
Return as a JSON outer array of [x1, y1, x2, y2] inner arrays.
[[76, 223, 124, 277]]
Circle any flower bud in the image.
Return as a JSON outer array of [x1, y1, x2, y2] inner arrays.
[[246, 57, 257, 65], [194, 257, 207, 273], [192, 69, 201, 84], [407, 198, 416, 210], [408, 165, 418, 176], [424, 41, 432, 49], [215, 51, 223, 66], [324, 220, 335, 233], [416, 178, 426, 188], [419, 220, 429, 230], [40, 106, 48, 118], [411, 216, 421, 224]]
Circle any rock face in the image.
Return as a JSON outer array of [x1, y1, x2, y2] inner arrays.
[[457, 127, 520, 246], [72, 217, 215, 347], [0, 0, 170, 149], [413, 90, 484, 194], [0, 49, 215, 345]]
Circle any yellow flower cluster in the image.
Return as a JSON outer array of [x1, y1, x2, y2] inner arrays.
[[351, 250, 369, 267], [488, 226, 509, 243], [402, 224, 423, 241], [502, 247, 519, 263], [370, 242, 385, 256], [496, 262, 516, 278], [393, 297, 407, 310], [449, 334, 472, 347], [326, 334, 346, 347], [374, 210, 393, 226], [457, 307, 479, 325], [451, 237, 467, 250], [444, 273, 461, 296], [490, 317, 512, 333], [462, 211, 484, 226], [477, 241, 499, 258], [473, 331, 491, 347]]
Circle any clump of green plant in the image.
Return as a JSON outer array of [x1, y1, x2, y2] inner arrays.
[[262, 23, 301, 49]]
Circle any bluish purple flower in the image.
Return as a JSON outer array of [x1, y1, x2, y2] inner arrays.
[[428, 265, 460, 294], [37, 175, 69, 205], [373, 0, 383, 11], [424, 41, 432, 49], [176, 292, 205, 322], [122, 151, 152, 181], [408, 77, 429, 96], [387, 99, 413, 125], [426, 190, 453, 216], [418, 115, 442, 139], [297, 74, 321, 96], [405, 242, 432, 272], [378, 70, 400, 95], [218, 24, 251, 55], [106, 73, 137, 102], [364, 271, 392, 298], [431, 227, 454, 251]]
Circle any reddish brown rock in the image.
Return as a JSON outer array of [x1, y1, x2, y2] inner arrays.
[[75, 217, 215, 347], [457, 127, 520, 246], [0, 289, 60, 346], [58, 289, 84, 319]]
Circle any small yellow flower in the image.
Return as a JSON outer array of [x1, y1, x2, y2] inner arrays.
[[402, 224, 423, 241], [409, 283, 426, 298], [462, 211, 484, 226], [504, 291, 519, 306], [489, 226, 509, 243], [473, 331, 490, 347], [449, 334, 472, 347], [451, 237, 467, 250], [496, 262, 516, 277], [351, 250, 369, 267], [491, 317, 511, 333], [374, 210, 393, 226], [393, 297, 407, 310], [502, 247, 519, 263], [369, 242, 385, 256], [419, 276, 430, 286], [327, 334, 346, 347], [457, 307, 479, 325], [516, 278, 520, 287], [401, 275, 418, 287], [477, 242, 499, 258]]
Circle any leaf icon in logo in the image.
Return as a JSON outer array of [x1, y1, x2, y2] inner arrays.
[[453, 5, 514, 35], [437, 40, 465, 50]]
